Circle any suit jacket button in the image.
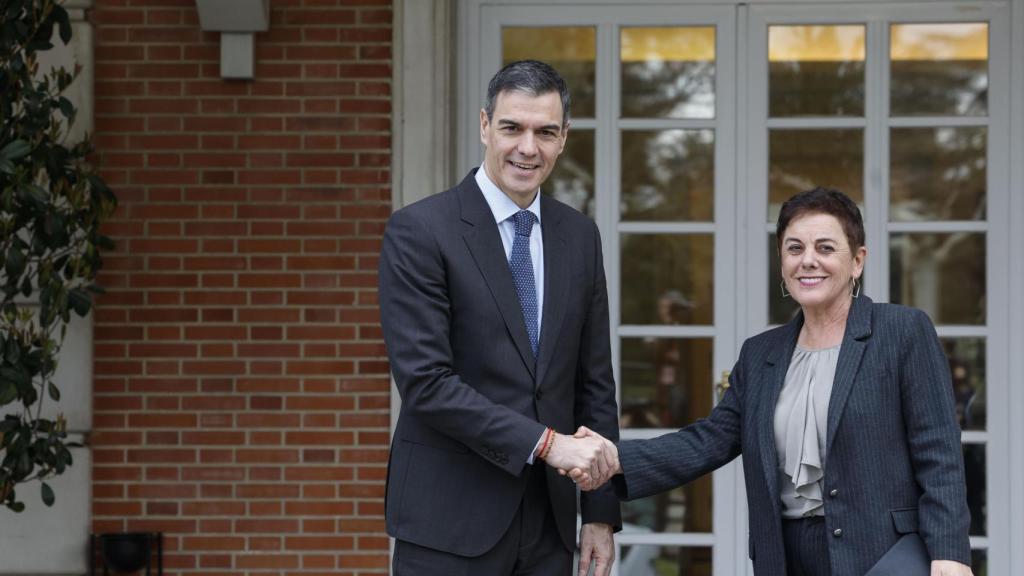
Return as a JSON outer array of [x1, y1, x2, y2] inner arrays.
[[829, 489, 839, 497], [535, 390, 542, 401], [832, 528, 843, 538]]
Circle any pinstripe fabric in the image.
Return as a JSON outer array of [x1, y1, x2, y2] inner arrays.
[[614, 296, 971, 576]]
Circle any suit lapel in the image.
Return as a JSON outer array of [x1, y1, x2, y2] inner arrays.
[[759, 312, 802, 509], [458, 173, 536, 379], [534, 196, 569, 388], [826, 295, 873, 455]]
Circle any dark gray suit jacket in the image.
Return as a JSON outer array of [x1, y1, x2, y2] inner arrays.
[[379, 170, 621, 556], [615, 296, 971, 575]]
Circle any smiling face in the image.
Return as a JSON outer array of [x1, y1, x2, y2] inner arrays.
[[480, 90, 568, 208], [780, 212, 866, 315]]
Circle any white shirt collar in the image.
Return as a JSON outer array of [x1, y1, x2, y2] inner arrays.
[[475, 166, 542, 226]]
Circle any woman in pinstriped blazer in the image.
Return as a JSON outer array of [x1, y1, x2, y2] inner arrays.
[[574, 188, 973, 576]]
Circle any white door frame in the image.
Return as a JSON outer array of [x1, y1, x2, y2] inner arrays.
[[744, 4, 1010, 573]]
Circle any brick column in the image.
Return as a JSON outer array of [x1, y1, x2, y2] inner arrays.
[[91, 1, 392, 573]]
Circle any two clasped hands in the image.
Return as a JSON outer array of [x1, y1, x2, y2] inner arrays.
[[539, 426, 620, 490]]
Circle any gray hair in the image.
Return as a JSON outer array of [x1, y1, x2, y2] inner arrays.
[[483, 60, 571, 127]]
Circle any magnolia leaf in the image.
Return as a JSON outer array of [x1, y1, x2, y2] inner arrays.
[[16, 451, 31, 477], [58, 97, 75, 121], [41, 482, 54, 506], [0, 140, 31, 161], [5, 245, 27, 279], [0, 380, 17, 405], [68, 288, 91, 316], [58, 22, 72, 46]]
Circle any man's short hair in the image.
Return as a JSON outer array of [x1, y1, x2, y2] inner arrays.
[[484, 60, 571, 127]]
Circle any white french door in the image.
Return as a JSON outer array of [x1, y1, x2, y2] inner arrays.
[[460, 2, 1012, 575], [744, 5, 1010, 574]]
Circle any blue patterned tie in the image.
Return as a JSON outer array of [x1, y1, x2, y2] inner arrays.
[[509, 210, 539, 357]]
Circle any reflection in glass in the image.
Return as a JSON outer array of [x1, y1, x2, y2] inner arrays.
[[768, 129, 863, 222], [941, 338, 986, 431], [891, 23, 988, 116], [622, 130, 714, 221], [769, 234, 802, 325], [503, 27, 596, 118], [621, 27, 716, 119], [963, 443, 986, 536], [621, 479, 713, 535], [621, 234, 714, 325], [619, 545, 712, 576], [970, 550, 987, 575], [769, 25, 865, 117], [545, 129, 594, 216], [889, 233, 985, 325], [890, 127, 987, 221], [621, 338, 712, 429]]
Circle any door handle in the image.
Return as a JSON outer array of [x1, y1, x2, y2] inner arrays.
[[715, 370, 731, 402]]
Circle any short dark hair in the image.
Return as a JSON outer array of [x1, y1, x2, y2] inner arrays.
[[776, 187, 865, 250], [484, 60, 571, 127]]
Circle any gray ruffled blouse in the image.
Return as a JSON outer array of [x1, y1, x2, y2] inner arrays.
[[773, 344, 840, 519]]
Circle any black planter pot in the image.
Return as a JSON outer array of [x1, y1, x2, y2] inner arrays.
[[91, 532, 162, 576]]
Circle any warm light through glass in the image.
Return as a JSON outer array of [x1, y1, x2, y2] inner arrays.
[[620, 27, 716, 119], [620, 27, 715, 62], [768, 25, 865, 62], [891, 23, 988, 61], [503, 27, 597, 117], [503, 27, 596, 61]]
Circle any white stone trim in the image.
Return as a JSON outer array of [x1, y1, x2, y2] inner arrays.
[[389, 3, 455, 571], [392, 0, 455, 212]]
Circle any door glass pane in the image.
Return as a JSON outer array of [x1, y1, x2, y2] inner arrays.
[[621, 130, 715, 221], [970, 550, 987, 574], [621, 476, 714, 534], [963, 443, 986, 536], [890, 127, 987, 221], [890, 23, 988, 116], [545, 129, 595, 216], [942, 338, 986, 431], [503, 27, 596, 118], [619, 545, 712, 576], [889, 233, 985, 325], [620, 338, 712, 429], [621, 234, 714, 325], [621, 27, 716, 119], [769, 129, 863, 222], [768, 25, 865, 117], [768, 234, 801, 324]]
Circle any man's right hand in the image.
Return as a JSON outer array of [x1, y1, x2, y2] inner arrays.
[[541, 429, 618, 485]]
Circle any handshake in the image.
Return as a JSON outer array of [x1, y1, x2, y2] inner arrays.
[[539, 426, 620, 490]]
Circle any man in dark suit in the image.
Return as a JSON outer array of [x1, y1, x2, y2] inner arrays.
[[379, 60, 621, 576]]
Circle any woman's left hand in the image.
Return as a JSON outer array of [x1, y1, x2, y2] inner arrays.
[[931, 560, 973, 576]]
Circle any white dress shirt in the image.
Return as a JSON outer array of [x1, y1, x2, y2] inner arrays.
[[475, 166, 548, 464], [475, 167, 545, 331]]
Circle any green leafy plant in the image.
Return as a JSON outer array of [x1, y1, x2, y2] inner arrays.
[[1, 0, 116, 511]]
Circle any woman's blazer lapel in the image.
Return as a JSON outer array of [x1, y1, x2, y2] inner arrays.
[[825, 295, 873, 456], [754, 295, 875, 509]]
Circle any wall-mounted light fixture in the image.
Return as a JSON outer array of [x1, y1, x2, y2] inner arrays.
[[195, 0, 270, 79]]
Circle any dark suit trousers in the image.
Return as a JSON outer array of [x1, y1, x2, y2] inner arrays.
[[393, 463, 572, 576], [782, 517, 831, 576]]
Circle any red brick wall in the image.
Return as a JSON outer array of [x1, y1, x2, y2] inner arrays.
[[90, 1, 392, 574]]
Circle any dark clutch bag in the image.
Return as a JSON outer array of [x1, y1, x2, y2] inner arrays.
[[864, 533, 930, 576]]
